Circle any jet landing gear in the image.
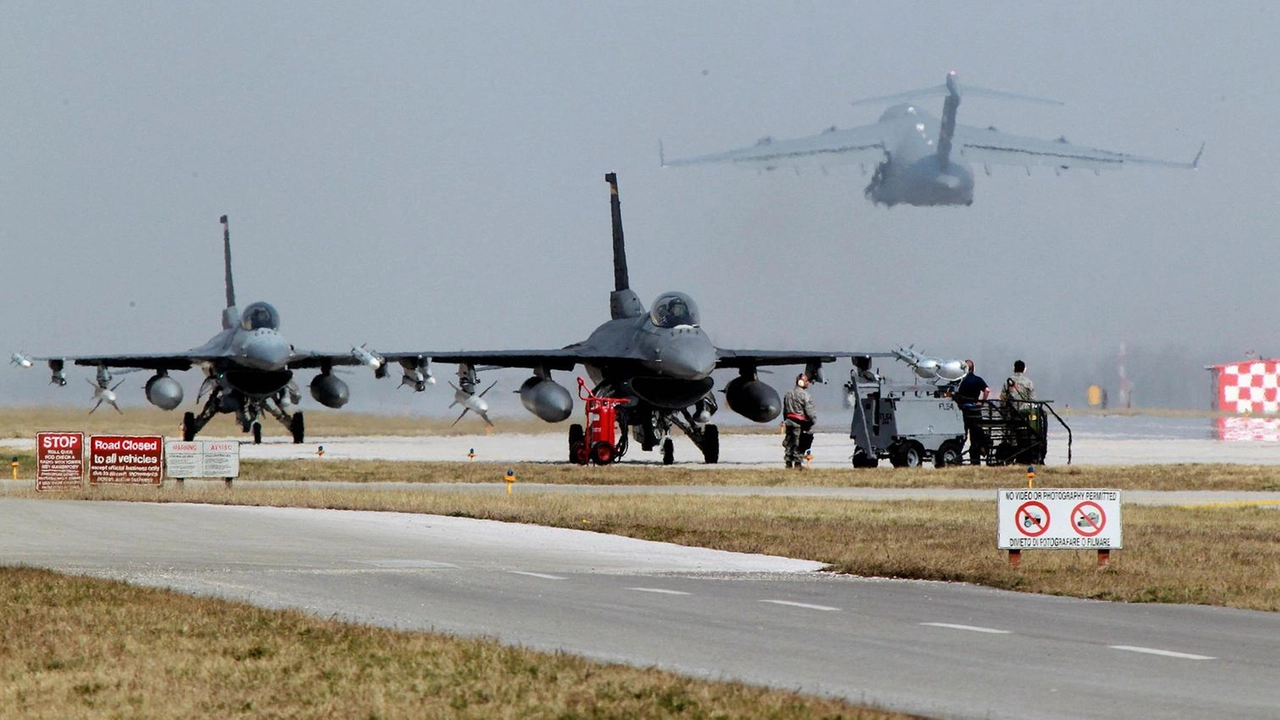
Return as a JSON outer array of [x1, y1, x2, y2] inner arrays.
[[252, 397, 305, 444], [182, 386, 306, 444], [629, 407, 719, 466], [668, 409, 719, 465]]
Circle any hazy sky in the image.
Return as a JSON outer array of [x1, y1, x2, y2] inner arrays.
[[3, 2, 1274, 415]]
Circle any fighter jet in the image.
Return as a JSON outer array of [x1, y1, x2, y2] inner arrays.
[[376, 173, 860, 464], [13, 216, 382, 443], [662, 71, 1202, 207]]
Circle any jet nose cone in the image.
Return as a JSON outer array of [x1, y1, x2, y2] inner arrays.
[[659, 331, 718, 380], [240, 332, 292, 370]]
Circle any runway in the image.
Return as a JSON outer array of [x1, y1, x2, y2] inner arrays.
[[3, 498, 1277, 720]]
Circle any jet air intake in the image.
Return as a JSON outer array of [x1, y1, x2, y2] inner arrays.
[[518, 377, 573, 422]]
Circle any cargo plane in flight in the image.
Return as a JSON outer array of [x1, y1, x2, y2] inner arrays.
[[663, 71, 1202, 207], [13, 216, 382, 443]]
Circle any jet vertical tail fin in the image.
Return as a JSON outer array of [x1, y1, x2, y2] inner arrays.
[[607, 173, 628, 292], [605, 173, 644, 320], [937, 72, 961, 171], [220, 215, 239, 330]]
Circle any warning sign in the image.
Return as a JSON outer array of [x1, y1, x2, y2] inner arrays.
[[36, 431, 85, 491], [165, 440, 240, 479], [998, 489, 1122, 549], [88, 435, 163, 486]]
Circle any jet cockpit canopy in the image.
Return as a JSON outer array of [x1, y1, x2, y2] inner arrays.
[[649, 292, 700, 328], [241, 301, 281, 331]]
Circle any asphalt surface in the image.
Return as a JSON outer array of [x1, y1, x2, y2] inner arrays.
[[4, 498, 1278, 720]]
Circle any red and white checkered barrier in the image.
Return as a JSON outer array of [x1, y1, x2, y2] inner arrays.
[[1214, 360, 1280, 415]]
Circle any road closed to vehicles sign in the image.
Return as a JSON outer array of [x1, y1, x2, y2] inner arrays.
[[998, 489, 1122, 550], [88, 435, 164, 486]]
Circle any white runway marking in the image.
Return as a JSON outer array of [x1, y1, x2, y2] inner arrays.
[[761, 599, 840, 612], [507, 571, 567, 580], [628, 587, 691, 595], [1109, 645, 1216, 660], [921, 622, 1013, 635]]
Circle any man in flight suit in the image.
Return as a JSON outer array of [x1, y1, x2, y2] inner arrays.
[[782, 373, 817, 469]]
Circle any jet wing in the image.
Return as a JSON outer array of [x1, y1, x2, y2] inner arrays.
[[663, 124, 887, 170], [715, 350, 891, 369], [26, 349, 365, 372], [378, 348, 592, 373], [287, 349, 374, 370], [955, 124, 1201, 171], [30, 353, 199, 372]]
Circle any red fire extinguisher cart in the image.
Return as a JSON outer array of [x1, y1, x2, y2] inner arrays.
[[571, 377, 631, 465]]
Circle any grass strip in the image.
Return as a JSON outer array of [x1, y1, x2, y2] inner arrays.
[[8, 455, 1280, 491], [217, 460, 1280, 491]]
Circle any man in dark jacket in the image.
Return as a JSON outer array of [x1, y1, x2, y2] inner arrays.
[[954, 360, 990, 465]]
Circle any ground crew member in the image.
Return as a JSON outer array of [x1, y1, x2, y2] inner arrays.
[[1002, 359, 1036, 412], [782, 373, 816, 469], [954, 359, 990, 465]]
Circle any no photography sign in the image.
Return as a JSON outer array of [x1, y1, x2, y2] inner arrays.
[[998, 489, 1122, 550]]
